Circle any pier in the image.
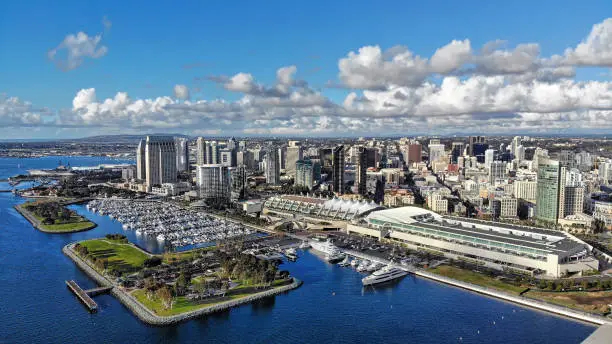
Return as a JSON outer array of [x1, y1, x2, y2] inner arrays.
[[65, 280, 112, 312]]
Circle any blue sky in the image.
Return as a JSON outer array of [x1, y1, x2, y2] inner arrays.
[[1, 0, 612, 138]]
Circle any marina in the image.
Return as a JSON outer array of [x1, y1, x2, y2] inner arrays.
[[86, 199, 255, 249]]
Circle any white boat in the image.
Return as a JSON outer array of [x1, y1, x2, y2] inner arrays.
[[299, 241, 310, 249], [310, 240, 345, 263], [367, 261, 381, 272], [156, 234, 166, 241], [362, 266, 408, 286], [357, 260, 369, 272], [350, 259, 359, 268]]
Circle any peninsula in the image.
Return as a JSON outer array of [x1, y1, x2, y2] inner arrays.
[[16, 200, 96, 233]]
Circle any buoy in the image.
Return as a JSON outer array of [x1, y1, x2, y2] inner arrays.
[[332, 292, 336, 296], [477, 330, 480, 334], [493, 321, 496, 325], [501, 316, 504, 320]]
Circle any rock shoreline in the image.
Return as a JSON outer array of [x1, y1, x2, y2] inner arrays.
[[62, 243, 303, 326]]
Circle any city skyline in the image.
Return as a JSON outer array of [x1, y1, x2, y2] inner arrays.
[[2, 1, 612, 139]]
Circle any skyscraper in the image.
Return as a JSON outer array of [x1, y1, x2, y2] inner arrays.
[[484, 149, 496, 169], [472, 142, 489, 163], [535, 158, 566, 224], [196, 164, 231, 205], [174, 137, 189, 172], [196, 137, 206, 165], [451, 142, 465, 164], [468, 136, 485, 156], [296, 159, 315, 190], [564, 186, 584, 216], [145, 136, 177, 189], [136, 139, 146, 180], [406, 143, 422, 165], [511, 136, 521, 158], [488, 161, 506, 185], [355, 146, 367, 195], [286, 141, 303, 177], [265, 145, 280, 185], [332, 145, 345, 194], [428, 143, 446, 164]]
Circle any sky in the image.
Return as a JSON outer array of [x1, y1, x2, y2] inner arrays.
[[1, 0, 612, 139]]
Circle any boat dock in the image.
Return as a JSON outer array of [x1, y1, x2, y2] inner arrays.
[[65, 280, 113, 312]]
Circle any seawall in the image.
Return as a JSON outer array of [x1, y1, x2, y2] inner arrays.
[[343, 249, 610, 326], [15, 203, 96, 233]]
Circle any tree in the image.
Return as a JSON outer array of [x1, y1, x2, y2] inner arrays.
[[156, 286, 174, 310], [592, 219, 606, 234]]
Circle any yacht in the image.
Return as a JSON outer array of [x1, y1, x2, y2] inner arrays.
[[367, 261, 382, 272], [299, 241, 310, 249], [310, 239, 345, 263], [362, 266, 408, 286], [350, 259, 359, 268], [156, 234, 166, 241], [285, 248, 298, 261]]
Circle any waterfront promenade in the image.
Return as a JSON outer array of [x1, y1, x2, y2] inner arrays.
[[344, 249, 611, 326], [62, 243, 303, 326]]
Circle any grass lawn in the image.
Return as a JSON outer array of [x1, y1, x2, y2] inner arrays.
[[525, 290, 612, 315], [162, 246, 217, 264], [80, 239, 149, 274], [40, 220, 95, 232], [131, 289, 252, 316], [428, 265, 528, 294]]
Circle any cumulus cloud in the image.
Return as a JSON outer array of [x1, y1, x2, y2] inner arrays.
[[0, 94, 49, 126], [173, 84, 190, 100], [48, 32, 108, 71], [564, 18, 612, 66]]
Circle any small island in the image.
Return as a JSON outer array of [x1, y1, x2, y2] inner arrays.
[[16, 200, 96, 233], [64, 235, 301, 324]]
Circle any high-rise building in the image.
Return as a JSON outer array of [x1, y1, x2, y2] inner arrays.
[[406, 143, 422, 165], [600, 160, 612, 184], [558, 150, 576, 170], [144, 136, 177, 189], [136, 139, 146, 180], [468, 136, 485, 156], [265, 146, 280, 185], [500, 197, 518, 218], [488, 161, 506, 185], [319, 148, 333, 168], [565, 168, 582, 187], [535, 158, 566, 224], [484, 149, 496, 169], [451, 142, 465, 164], [196, 164, 231, 204], [296, 160, 315, 190], [513, 180, 537, 201], [355, 146, 367, 195], [196, 137, 206, 165], [227, 137, 238, 151], [515, 145, 525, 162], [564, 186, 584, 216], [365, 148, 379, 168], [230, 165, 247, 201], [472, 142, 489, 163], [175, 137, 189, 172], [511, 136, 521, 158], [220, 148, 235, 167], [285, 141, 303, 177], [532, 147, 549, 171], [428, 143, 446, 164], [209, 141, 220, 164], [332, 145, 345, 194]]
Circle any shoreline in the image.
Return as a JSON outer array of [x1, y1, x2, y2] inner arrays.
[[62, 242, 303, 326], [15, 202, 97, 234], [344, 249, 611, 326]]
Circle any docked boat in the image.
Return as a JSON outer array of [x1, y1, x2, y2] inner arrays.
[[310, 239, 345, 263], [350, 259, 359, 268], [367, 261, 382, 272], [156, 234, 166, 241], [299, 241, 310, 249], [338, 256, 350, 267], [362, 266, 408, 286], [285, 248, 298, 261], [357, 260, 370, 272]]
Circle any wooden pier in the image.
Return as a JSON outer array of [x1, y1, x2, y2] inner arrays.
[[65, 280, 111, 312]]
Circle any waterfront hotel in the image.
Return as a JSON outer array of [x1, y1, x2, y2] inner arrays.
[[347, 207, 598, 278]]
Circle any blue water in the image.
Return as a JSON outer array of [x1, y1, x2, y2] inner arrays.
[[0, 157, 597, 343]]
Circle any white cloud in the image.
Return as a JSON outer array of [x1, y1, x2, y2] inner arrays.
[[48, 32, 108, 71], [173, 84, 190, 100], [430, 39, 472, 74], [0, 94, 49, 126], [564, 18, 612, 66]]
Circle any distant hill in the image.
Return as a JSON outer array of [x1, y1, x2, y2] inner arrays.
[[63, 134, 192, 144]]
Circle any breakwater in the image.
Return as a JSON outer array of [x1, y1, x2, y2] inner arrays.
[[343, 249, 611, 326], [62, 243, 303, 326], [15, 203, 97, 233]]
